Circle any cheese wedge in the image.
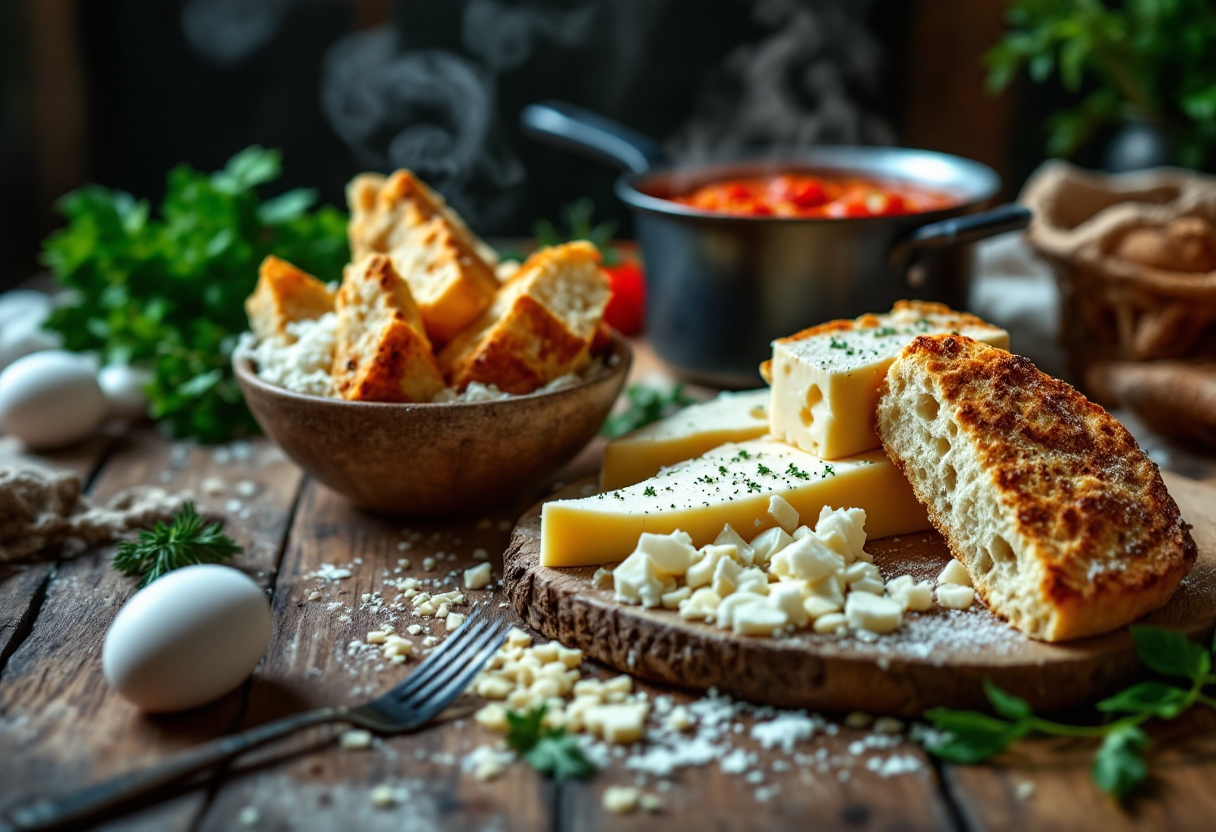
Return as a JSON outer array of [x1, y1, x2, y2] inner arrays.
[[601, 389, 771, 490], [540, 439, 929, 567], [763, 301, 1008, 461]]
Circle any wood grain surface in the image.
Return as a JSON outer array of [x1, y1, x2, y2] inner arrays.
[[2, 345, 1216, 830], [504, 474, 1216, 716]]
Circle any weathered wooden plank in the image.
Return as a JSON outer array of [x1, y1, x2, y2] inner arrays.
[[198, 478, 554, 832], [0, 432, 303, 831], [0, 432, 117, 668], [946, 707, 1216, 832]]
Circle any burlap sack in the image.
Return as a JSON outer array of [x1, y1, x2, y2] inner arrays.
[[1021, 161, 1216, 365]]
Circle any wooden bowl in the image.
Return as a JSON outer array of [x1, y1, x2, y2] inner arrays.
[[233, 333, 631, 515]]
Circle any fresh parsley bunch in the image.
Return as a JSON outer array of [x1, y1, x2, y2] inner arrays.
[[505, 705, 595, 781], [923, 625, 1216, 798], [41, 147, 349, 442], [112, 503, 243, 588]]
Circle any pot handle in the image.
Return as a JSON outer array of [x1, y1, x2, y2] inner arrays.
[[888, 203, 1032, 287], [520, 100, 669, 176]]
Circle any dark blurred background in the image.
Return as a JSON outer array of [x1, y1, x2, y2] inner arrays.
[[1, 0, 1041, 287]]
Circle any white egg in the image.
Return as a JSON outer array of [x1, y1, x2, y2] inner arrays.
[[0, 350, 107, 448], [103, 565, 271, 713], [0, 315, 62, 371], [99, 363, 153, 418], [0, 290, 52, 332]]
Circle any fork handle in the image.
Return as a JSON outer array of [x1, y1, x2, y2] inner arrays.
[[5, 706, 347, 832]]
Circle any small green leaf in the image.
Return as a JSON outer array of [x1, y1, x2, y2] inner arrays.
[[1092, 724, 1148, 797], [923, 709, 1028, 764], [1131, 626, 1210, 681], [258, 188, 318, 225], [1096, 682, 1191, 719], [984, 679, 1032, 721], [523, 734, 594, 782], [505, 705, 593, 781], [600, 383, 697, 438]]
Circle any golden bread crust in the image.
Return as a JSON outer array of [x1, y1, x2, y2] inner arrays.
[[245, 255, 335, 341], [440, 241, 611, 395], [331, 255, 445, 403], [775, 300, 1001, 346], [878, 334, 1195, 641], [346, 170, 498, 344]]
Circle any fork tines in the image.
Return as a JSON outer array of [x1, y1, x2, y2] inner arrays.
[[389, 610, 508, 708]]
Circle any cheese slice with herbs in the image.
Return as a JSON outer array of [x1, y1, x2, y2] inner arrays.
[[763, 301, 1008, 461], [601, 390, 771, 490], [540, 439, 929, 567]]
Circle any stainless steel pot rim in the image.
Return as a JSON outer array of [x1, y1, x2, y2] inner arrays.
[[614, 146, 1002, 223]]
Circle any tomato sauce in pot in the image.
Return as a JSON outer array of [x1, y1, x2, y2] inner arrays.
[[671, 173, 960, 218]]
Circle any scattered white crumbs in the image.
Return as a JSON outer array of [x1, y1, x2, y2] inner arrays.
[[603, 786, 640, 814], [369, 784, 395, 808], [340, 729, 373, 751]]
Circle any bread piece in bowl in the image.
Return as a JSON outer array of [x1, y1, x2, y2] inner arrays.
[[331, 254, 445, 403], [346, 171, 498, 344], [876, 333, 1195, 641], [440, 241, 611, 395], [246, 255, 335, 341]]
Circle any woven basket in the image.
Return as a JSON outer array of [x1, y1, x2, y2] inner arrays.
[[1021, 161, 1216, 371]]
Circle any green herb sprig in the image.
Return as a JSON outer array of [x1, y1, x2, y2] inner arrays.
[[922, 625, 1215, 798], [600, 383, 697, 439], [533, 198, 620, 266], [505, 705, 595, 781], [112, 503, 243, 588], [42, 146, 349, 443]]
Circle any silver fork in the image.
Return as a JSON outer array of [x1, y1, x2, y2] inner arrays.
[[5, 610, 509, 832]]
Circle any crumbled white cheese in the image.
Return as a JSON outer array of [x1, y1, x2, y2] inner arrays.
[[340, 729, 373, 751], [246, 313, 339, 397], [464, 562, 492, 590], [937, 560, 972, 587], [937, 583, 975, 610], [603, 786, 640, 814]]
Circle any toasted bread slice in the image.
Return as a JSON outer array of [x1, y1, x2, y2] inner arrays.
[[331, 254, 445, 403], [876, 334, 1196, 641], [246, 255, 335, 341], [439, 241, 611, 395], [346, 171, 498, 344], [763, 301, 1009, 460]]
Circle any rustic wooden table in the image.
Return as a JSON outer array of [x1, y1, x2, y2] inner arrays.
[[1, 340, 1215, 832]]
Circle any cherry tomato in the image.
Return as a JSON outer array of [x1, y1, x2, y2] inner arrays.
[[602, 258, 645, 336]]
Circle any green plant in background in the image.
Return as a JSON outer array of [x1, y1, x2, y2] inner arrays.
[[986, 0, 1216, 167], [923, 625, 1216, 799], [41, 147, 349, 443]]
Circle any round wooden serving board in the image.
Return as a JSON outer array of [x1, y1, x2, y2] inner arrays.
[[503, 472, 1216, 717]]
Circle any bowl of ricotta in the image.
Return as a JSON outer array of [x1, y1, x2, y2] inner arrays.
[[233, 319, 631, 515]]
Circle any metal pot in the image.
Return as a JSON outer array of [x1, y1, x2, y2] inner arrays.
[[521, 101, 1032, 387]]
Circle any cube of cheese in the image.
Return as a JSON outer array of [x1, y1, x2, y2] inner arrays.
[[346, 171, 499, 344], [601, 389, 770, 490], [540, 439, 929, 568], [764, 301, 1008, 460], [439, 241, 611, 395], [844, 592, 903, 634], [331, 254, 446, 403], [246, 255, 335, 341]]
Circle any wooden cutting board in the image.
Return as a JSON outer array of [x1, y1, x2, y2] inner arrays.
[[503, 471, 1216, 717]]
